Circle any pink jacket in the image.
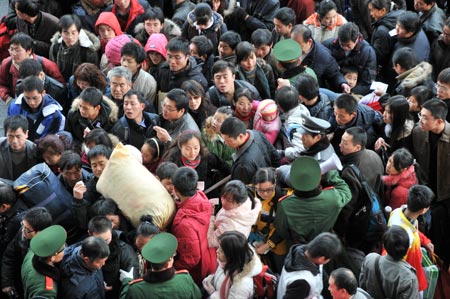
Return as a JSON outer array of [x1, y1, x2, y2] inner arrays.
[[383, 165, 418, 209], [253, 111, 281, 144]]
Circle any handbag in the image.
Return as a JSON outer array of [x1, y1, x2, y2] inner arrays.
[[433, 253, 450, 299]]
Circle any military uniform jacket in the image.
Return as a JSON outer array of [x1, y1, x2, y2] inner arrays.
[[21, 250, 58, 299]]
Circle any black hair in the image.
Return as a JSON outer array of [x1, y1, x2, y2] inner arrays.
[[386, 95, 412, 148], [166, 88, 189, 112], [190, 35, 214, 58], [124, 89, 146, 104], [87, 145, 112, 162], [0, 182, 16, 206], [392, 47, 417, 70], [274, 7, 296, 26], [4, 115, 29, 133], [194, 3, 213, 26], [58, 14, 81, 32], [220, 117, 247, 138], [15, 0, 40, 17], [368, 0, 392, 12], [253, 167, 276, 185], [136, 215, 160, 237], [219, 231, 254, 282], [212, 60, 235, 76], [409, 86, 434, 109], [235, 41, 255, 65], [233, 88, 254, 108], [335, 94, 358, 113], [84, 128, 113, 149], [166, 37, 190, 55], [121, 42, 146, 64], [155, 162, 178, 180], [345, 127, 367, 148], [90, 198, 120, 218], [172, 166, 198, 197], [219, 31, 242, 50], [37, 134, 65, 156], [79, 87, 103, 107], [383, 226, 409, 260], [18, 59, 42, 78], [142, 6, 164, 23], [407, 185, 433, 213], [10, 32, 33, 51], [305, 232, 342, 259], [23, 207, 52, 232], [338, 22, 360, 43], [143, 138, 164, 162], [330, 268, 358, 295], [275, 86, 299, 112], [341, 65, 359, 76], [221, 180, 256, 209], [58, 150, 82, 170], [251, 29, 272, 47], [422, 98, 448, 120], [294, 74, 319, 100], [21, 75, 44, 93], [81, 236, 110, 261], [291, 24, 313, 43], [318, 0, 338, 18], [389, 148, 414, 172], [397, 11, 421, 34], [437, 67, 450, 84], [88, 215, 113, 234]]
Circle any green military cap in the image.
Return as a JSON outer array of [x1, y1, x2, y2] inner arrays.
[[30, 225, 67, 257], [273, 39, 302, 62], [142, 232, 178, 264], [298, 114, 331, 135], [290, 156, 321, 192]]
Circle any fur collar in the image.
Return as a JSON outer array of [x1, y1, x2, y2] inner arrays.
[[383, 164, 417, 186], [71, 96, 119, 123]]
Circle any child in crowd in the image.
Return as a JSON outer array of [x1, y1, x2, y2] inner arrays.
[[253, 99, 281, 144], [141, 137, 164, 174], [155, 162, 178, 201]]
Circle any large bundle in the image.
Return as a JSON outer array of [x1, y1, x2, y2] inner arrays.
[[97, 143, 175, 229], [14, 163, 75, 230]]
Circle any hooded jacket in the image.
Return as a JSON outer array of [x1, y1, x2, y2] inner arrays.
[[182, 10, 227, 50], [95, 12, 123, 52], [60, 245, 106, 299], [105, 0, 149, 35], [49, 29, 101, 82], [394, 61, 434, 97], [172, 191, 217, 285], [383, 165, 418, 209], [158, 56, 208, 92], [303, 12, 347, 43]]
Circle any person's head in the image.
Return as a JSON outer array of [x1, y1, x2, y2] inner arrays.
[[273, 39, 302, 70], [318, 0, 339, 28], [89, 198, 122, 230], [407, 185, 433, 213], [341, 66, 359, 90], [414, 0, 435, 12], [120, 42, 146, 75], [15, 0, 40, 22], [29, 225, 67, 264], [338, 22, 360, 51], [162, 88, 189, 121], [299, 115, 330, 149], [181, 80, 207, 112], [88, 215, 113, 245], [37, 134, 65, 167], [218, 31, 241, 58], [4, 115, 29, 152], [251, 29, 273, 59], [220, 117, 247, 148], [58, 151, 83, 187], [80, 236, 110, 270], [166, 37, 190, 72], [175, 130, 207, 162], [135, 215, 160, 252], [58, 14, 82, 48], [172, 166, 198, 198], [275, 86, 299, 113], [212, 60, 236, 95], [84, 128, 114, 150], [194, 3, 213, 28], [436, 67, 450, 100], [17, 58, 42, 80], [368, 0, 391, 20], [87, 145, 112, 178], [294, 74, 319, 103], [383, 226, 409, 260], [21, 75, 45, 111], [253, 168, 277, 201], [145, 33, 168, 65], [408, 86, 433, 112], [291, 24, 314, 54], [233, 89, 254, 119], [329, 268, 358, 298], [114, 0, 131, 11], [123, 90, 146, 122], [211, 106, 233, 134], [305, 232, 342, 264], [22, 207, 52, 240], [9, 32, 33, 64], [189, 35, 214, 62], [420, 99, 447, 132], [396, 11, 421, 39], [334, 94, 358, 126], [0, 183, 16, 215], [273, 7, 296, 38], [141, 232, 178, 271], [339, 127, 367, 155], [108, 66, 133, 100], [383, 95, 410, 127], [78, 87, 103, 121], [442, 17, 450, 46], [221, 180, 249, 210], [258, 99, 279, 122], [218, 231, 254, 281], [143, 6, 165, 35], [392, 47, 417, 74], [155, 162, 178, 196], [95, 12, 121, 44], [235, 41, 257, 73], [386, 148, 414, 175], [141, 138, 163, 166], [73, 63, 108, 93]]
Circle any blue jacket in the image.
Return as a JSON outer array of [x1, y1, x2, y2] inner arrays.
[[60, 245, 106, 299], [8, 93, 65, 142]]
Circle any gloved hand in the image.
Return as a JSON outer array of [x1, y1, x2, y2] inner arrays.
[[233, 6, 248, 20], [119, 267, 134, 282]]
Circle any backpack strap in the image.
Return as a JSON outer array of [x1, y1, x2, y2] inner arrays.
[[120, 116, 129, 143]]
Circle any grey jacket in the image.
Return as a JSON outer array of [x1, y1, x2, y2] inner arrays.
[[0, 137, 38, 180]]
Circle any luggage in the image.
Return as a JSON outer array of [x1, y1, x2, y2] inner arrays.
[[422, 247, 439, 299]]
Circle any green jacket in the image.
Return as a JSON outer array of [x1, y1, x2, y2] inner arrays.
[[120, 271, 201, 299], [21, 250, 58, 299], [274, 170, 351, 244]]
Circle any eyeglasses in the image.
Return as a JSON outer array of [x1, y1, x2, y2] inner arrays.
[[435, 83, 449, 92], [8, 47, 25, 54], [21, 221, 35, 234], [256, 187, 275, 194], [162, 103, 178, 112]]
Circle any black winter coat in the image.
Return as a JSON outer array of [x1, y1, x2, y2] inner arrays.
[[110, 112, 159, 150], [158, 57, 208, 92]]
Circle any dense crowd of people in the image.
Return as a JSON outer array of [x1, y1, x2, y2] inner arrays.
[[0, 0, 450, 298]]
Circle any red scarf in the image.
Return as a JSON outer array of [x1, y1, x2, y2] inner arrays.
[[181, 155, 201, 169], [219, 274, 232, 299]]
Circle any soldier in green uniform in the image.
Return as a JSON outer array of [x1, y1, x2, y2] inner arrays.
[[21, 225, 67, 299], [119, 232, 201, 299]]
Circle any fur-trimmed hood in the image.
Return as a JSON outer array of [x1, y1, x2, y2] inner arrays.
[[134, 18, 182, 41], [396, 61, 433, 89], [50, 29, 101, 52], [71, 95, 119, 123], [186, 9, 224, 30]]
